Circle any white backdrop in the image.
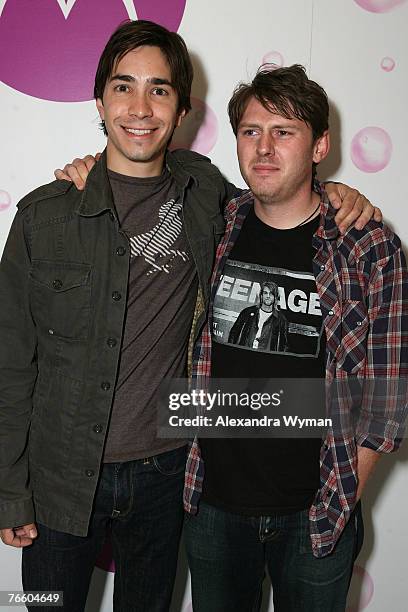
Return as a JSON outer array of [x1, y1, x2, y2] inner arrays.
[[1, 1, 407, 610]]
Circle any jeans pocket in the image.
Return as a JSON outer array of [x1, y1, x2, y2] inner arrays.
[[152, 445, 187, 475]]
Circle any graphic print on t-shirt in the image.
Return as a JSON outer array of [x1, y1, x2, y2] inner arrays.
[[213, 259, 323, 357], [129, 198, 189, 275]]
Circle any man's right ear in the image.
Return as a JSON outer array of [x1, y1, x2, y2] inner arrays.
[[96, 98, 104, 121]]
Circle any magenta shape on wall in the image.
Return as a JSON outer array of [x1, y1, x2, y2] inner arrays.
[[354, 0, 407, 12], [262, 51, 284, 69], [95, 537, 115, 573], [0, 0, 187, 102], [170, 97, 219, 155], [346, 565, 374, 611], [380, 56, 396, 71], [0, 190, 11, 212], [350, 126, 392, 173]]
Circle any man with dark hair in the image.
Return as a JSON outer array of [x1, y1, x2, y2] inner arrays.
[[229, 281, 288, 351], [0, 19, 232, 612], [0, 19, 382, 611], [183, 65, 407, 611]]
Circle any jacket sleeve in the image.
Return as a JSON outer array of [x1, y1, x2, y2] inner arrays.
[[355, 244, 408, 453], [0, 210, 37, 528]]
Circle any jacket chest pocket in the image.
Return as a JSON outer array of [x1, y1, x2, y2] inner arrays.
[[30, 260, 91, 340], [334, 300, 369, 373]]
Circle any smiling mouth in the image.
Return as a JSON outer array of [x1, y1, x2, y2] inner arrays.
[[123, 127, 157, 136]]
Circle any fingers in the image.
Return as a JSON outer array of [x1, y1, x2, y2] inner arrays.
[[53, 154, 98, 191], [333, 191, 364, 234], [0, 523, 37, 548], [373, 205, 383, 223]]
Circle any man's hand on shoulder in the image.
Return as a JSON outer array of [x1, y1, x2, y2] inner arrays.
[[325, 182, 383, 234], [0, 523, 38, 547], [54, 153, 101, 190]]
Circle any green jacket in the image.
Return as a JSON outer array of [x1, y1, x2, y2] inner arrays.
[[0, 149, 236, 535]]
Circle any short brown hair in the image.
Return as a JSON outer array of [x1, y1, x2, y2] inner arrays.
[[228, 64, 329, 141], [94, 20, 193, 116]]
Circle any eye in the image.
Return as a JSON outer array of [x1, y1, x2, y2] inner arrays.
[[241, 129, 258, 137], [152, 87, 169, 96], [114, 84, 130, 93], [277, 130, 291, 137]]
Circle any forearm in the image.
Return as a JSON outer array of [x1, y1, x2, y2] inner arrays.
[[356, 446, 381, 500]]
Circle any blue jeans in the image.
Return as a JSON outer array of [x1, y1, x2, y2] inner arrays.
[[184, 501, 362, 612], [22, 446, 187, 612]]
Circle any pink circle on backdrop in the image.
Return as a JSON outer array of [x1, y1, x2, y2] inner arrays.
[[346, 565, 374, 611], [350, 126, 392, 173], [0, 0, 186, 102], [380, 56, 396, 71], [0, 191, 11, 212], [95, 538, 115, 573], [171, 97, 219, 155], [262, 51, 284, 68], [354, 0, 407, 12]]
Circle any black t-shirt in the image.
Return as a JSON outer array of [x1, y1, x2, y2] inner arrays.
[[200, 207, 325, 515]]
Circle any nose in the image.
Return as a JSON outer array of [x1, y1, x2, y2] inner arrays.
[[256, 133, 275, 157], [128, 91, 153, 120]]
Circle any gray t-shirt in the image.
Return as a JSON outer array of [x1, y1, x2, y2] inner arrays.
[[103, 168, 197, 461]]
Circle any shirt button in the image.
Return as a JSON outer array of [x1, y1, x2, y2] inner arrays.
[[328, 310, 334, 315], [116, 246, 126, 256], [101, 381, 111, 391], [107, 337, 117, 348], [356, 321, 362, 326], [93, 424, 103, 434], [112, 291, 121, 301], [85, 469, 95, 477], [320, 265, 325, 271], [52, 279, 63, 290]]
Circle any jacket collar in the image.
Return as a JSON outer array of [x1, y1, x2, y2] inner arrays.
[[76, 148, 196, 217]]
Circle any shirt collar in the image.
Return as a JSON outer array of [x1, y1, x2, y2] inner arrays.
[[225, 180, 340, 241], [76, 148, 196, 217]]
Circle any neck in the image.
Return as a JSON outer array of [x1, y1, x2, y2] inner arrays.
[[106, 143, 165, 178], [254, 186, 320, 230]]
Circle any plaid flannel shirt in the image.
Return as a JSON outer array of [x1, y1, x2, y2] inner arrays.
[[184, 183, 408, 558]]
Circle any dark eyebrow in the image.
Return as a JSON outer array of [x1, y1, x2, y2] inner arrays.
[[109, 75, 173, 87]]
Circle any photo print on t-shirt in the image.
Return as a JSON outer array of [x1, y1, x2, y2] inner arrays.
[[213, 259, 323, 357]]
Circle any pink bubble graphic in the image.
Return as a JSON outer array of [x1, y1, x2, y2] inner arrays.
[[0, 0, 186, 102], [95, 538, 115, 573], [171, 97, 219, 155], [354, 0, 407, 12], [381, 56, 396, 71], [350, 126, 392, 173], [262, 51, 284, 69], [346, 565, 374, 611], [0, 190, 11, 212]]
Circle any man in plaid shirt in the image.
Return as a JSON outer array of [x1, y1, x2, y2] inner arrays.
[[183, 65, 407, 611]]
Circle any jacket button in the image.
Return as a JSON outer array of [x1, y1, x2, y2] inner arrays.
[[85, 469, 95, 477], [93, 424, 103, 433], [116, 246, 126, 256], [112, 291, 121, 301], [52, 279, 63, 290], [107, 337, 117, 348], [101, 381, 111, 391], [109, 211, 115, 221]]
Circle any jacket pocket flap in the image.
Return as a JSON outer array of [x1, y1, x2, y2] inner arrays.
[[30, 260, 91, 292]]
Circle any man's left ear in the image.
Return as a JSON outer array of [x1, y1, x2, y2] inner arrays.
[[313, 131, 330, 164], [176, 108, 187, 128]]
